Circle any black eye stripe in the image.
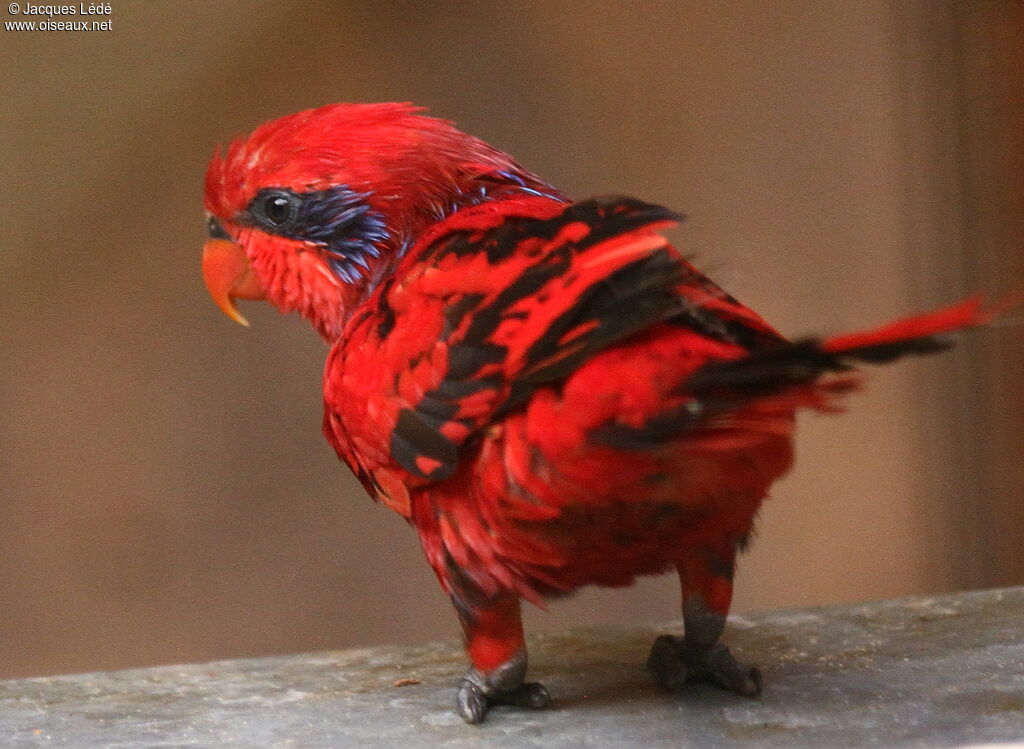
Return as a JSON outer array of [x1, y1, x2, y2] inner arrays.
[[240, 186, 385, 244], [207, 216, 231, 240], [239, 185, 391, 284]]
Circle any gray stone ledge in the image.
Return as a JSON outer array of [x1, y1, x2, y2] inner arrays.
[[2, 587, 1023, 747]]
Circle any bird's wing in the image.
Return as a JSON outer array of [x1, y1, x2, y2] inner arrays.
[[326, 196, 781, 489]]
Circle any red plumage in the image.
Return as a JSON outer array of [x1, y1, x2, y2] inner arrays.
[[201, 103, 995, 723]]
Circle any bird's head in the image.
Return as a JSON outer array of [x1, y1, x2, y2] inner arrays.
[[202, 102, 559, 340]]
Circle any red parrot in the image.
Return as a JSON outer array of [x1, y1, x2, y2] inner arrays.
[[201, 103, 994, 723]]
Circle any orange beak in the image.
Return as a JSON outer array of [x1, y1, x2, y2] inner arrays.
[[202, 239, 266, 327]]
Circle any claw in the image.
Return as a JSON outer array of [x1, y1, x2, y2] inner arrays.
[[494, 682, 551, 709], [456, 679, 489, 724], [705, 643, 763, 695], [455, 677, 552, 724], [648, 634, 762, 697], [648, 634, 691, 690]]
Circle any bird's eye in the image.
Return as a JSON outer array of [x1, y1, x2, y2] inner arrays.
[[251, 189, 301, 231], [264, 195, 293, 225]]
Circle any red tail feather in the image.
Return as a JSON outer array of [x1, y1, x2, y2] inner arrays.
[[822, 296, 996, 354]]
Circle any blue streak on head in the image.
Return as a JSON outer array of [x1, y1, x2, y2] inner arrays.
[[293, 186, 390, 284], [491, 170, 564, 201], [429, 169, 567, 222]]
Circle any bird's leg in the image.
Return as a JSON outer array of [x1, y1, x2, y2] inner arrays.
[[453, 592, 551, 724], [648, 549, 762, 696]]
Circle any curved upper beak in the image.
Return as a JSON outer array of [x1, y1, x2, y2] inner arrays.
[[202, 239, 266, 327]]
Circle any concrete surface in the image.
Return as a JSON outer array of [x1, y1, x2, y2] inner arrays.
[[1, 587, 1022, 747]]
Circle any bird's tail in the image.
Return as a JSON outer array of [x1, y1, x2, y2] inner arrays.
[[686, 296, 998, 401], [595, 297, 1002, 450]]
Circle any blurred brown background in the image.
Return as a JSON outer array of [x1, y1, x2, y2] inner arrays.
[[2, 1, 1021, 679]]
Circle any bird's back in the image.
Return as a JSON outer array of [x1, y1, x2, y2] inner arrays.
[[323, 195, 796, 602]]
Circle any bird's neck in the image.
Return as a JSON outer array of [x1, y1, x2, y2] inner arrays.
[[392, 169, 566, 253], [316, 170, 568, 342]]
